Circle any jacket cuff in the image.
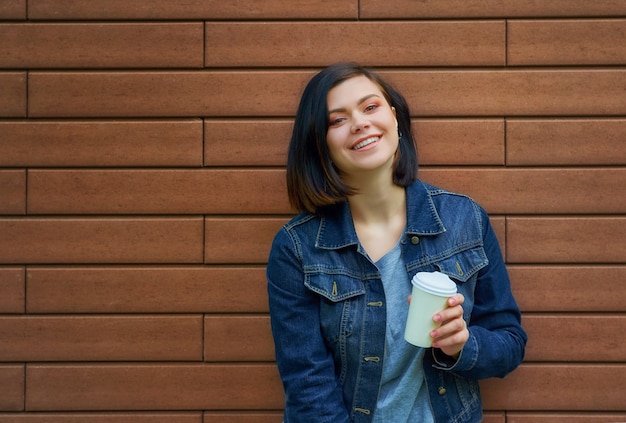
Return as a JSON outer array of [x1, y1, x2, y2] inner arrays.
[[431, 331, 478, 372]]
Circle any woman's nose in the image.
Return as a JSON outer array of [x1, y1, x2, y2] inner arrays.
[[351, 115, 370, 133]]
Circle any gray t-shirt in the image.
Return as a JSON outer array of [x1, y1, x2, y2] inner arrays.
[[373, 240, 434, 422]]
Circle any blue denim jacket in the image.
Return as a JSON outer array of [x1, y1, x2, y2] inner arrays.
[[267, 180, 527, 423]]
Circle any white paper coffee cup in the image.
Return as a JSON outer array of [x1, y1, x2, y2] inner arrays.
[[404, 271, 457, 347]]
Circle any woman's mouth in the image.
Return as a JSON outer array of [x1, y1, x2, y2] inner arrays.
[[352, 136, 380, 150]]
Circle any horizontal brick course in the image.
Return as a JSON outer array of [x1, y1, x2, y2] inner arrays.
[[0, 23, 204, 69], [204, 118, 506, 166], [508, 19, 626, 65], [28, 0, 358, 20], [0, 414, 203, 423], [420, 168, 626, 215], [205, 21, 505, 67], [28, 70, 626, 118], [507, 413, 626, 423], [26, 168, 625, 215], [0, 316, 203, 361], [360, 0, 626, 18], [0, 218, 204, 264], [27, 169, 289, 215], [26, 267, 269, 313], [26, 364, 284, 411], [0, 120, 203, 167]]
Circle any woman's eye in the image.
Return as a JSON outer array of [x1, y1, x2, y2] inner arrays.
[[364, 104, 378, 112], [329, 117, 345, 126]]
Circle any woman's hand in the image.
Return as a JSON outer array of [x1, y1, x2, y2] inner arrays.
[[430, 293, 468, 359]]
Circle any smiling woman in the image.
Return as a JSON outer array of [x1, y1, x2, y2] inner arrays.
[[267, 62, 527, 422]]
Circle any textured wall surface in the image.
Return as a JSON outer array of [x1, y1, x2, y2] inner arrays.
[[1, 1, 625, 421]]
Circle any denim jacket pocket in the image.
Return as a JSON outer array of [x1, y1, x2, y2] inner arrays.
[[305, 273, 366, 347], [305, 272, 367, 302], [434, 246, 488, 283]]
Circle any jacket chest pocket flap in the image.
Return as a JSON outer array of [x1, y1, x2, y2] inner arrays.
[[305, 273, 366, 303], [435, 246, 488, 283]]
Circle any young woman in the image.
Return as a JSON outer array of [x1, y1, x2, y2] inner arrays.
[[266, 62, 527, 422]]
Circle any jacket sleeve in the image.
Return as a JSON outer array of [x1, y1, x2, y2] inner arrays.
[[433, 207, 528, 379], [267, 227, 351, 423]]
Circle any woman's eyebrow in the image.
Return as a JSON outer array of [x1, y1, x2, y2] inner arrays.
[[328, 94, 380, 114]]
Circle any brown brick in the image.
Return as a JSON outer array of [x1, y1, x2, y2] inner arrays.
[[0, 120, 203, 167], [28, 169, 289, 215], [509, 265, 625, 312], [522, 315, 624, 362], [205, 218, 288, 264], [419, 168, 626, 215], [507, 413, 626, 423], [28, 0, 357, 19], [481, 364, 624, 411], [0, 365, 23, 411], [0, 170, 25, 215], [0, 267, 24, 313], [0, 0, 25, 19], [204, 119, 292, 166], [29, 70, 626, 118], [0, 72, 26, 117], [0, 218, 204, 264], [482, 414, 504, 423], [508, 19, 626, 65], [507, 217, 626, 263], [416, 119, 504, 165], [26, 266, 269, 313], [0, 316, 202, 361], [204, 414, 282, 423], [0, 23, 203, 68], [382, 69, 626, 116], [360, 0, 626, 18], [204, 316, 274, 362], [28, 71, 311, 118], [0, 413, 202, 423], [506, 118, 626, 165], [26, 364, 284, 410], [205, 21, 504, 67]]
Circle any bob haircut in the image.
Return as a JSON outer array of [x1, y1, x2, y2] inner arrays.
[[286, 62, 418, 213]]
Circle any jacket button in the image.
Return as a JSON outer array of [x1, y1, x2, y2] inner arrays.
[[411, 236, 420, 245], [438, 387, 447, 395]]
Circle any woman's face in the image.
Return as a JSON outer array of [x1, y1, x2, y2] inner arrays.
[[326, 75, 399, 180]]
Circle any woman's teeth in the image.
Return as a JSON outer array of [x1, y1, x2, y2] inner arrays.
[[352, 136, 379, 150]]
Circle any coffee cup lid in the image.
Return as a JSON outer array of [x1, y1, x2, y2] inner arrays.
[[411, 271, 457, 296]]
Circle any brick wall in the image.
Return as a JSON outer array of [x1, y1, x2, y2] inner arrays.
[[1, 1, 625, 421]]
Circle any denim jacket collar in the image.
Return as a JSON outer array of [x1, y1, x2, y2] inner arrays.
[[315, 181, 446, 250]]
